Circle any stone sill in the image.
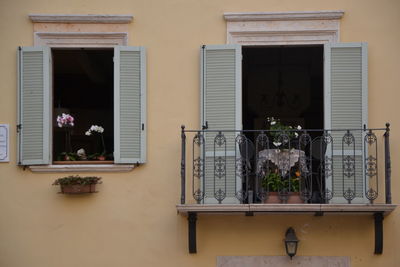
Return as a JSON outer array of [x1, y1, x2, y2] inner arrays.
[[29, 164, 135, 173], [177, 203, 397, 216]]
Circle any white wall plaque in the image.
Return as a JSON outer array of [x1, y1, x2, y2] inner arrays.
[[0, 124, 9, 162]]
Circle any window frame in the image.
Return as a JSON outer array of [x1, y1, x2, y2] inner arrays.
[[21, 15, 145, 172]]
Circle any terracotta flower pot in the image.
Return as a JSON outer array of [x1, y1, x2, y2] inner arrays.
[[60, 184, 96, 194], [264, 192, 303, 204], [97, 155, 106, 161]]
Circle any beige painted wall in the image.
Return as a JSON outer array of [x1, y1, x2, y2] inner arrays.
[[0, 0, 399, 266]]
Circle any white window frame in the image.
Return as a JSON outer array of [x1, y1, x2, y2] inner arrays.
[[27, 14, 137, 172]]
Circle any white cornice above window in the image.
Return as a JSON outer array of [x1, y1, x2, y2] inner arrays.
[[224, 11, 344, 21], [223, 10, 344, 45], [29, 14, 133, 24]]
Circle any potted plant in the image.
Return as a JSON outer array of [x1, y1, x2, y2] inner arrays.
[[56, 113, 75, 159], [53, 175, 102, 194], [85, 125, 107, 160], [266, 117, 302, 147], [262, 168, 302, 204]]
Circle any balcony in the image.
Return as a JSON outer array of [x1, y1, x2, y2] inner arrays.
[[176, 124, 396, 253]]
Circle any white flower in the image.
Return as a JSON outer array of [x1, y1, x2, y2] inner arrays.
[[271, 121, 276, 125], [297, 125, 302, 130], [77, 148, 85, 156], [294, 132, 299, 138], [86, 125, 105, 135], [273, 141, 282, 147]]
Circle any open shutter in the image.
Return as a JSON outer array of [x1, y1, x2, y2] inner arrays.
[[17, 47, 51, 165], [200, 45, 242, 203], [324, 43, 368, 203], [114, 46, 146, 164]]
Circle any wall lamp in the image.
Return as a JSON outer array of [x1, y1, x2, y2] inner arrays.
[[284, 227, 299, 259]]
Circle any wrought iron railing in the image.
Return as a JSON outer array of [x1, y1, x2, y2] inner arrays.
[[180, 124, 391, 205]]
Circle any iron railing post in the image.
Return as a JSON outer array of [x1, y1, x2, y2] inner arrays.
[[384, 123, 391, 204], [181, 125, 186, 204]]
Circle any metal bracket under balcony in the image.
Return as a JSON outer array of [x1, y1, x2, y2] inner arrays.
[[176, 203, 396, 254]]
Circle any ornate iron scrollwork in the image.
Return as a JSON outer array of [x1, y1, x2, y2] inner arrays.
[[214, 188, 226, 203], [322, 188, 333, 201], [366, 155, 377, 177], [193, 189, 204, 202], [366, 188, 378, 202], [214, 132, 226, 147], [256, 132, 269, 150], [214, 156, 226, 179], [193, 132, 204, 146], [299, 132, 311, 146], [365, 131, 377, 145], [193, 157, 203, 178], [343, 188, 356, 202], [343, 131, 355, 146], [343, 155, 355, 178], [235, 189, 247, 202]]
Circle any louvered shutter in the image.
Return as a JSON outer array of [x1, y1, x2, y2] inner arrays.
[[200, 45, 242, 204], [114, 46, 146, 164], [324, 43, 368, 203], [17, 47, 51, 165]]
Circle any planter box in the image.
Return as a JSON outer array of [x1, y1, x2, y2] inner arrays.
[[264, 192, 303, 204], [60, 184, 97, 194]]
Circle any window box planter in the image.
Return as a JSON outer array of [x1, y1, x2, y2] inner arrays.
[[53, 175, 102, 194]]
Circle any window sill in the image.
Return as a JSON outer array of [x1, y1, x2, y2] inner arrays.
[[29, 164, 135, 173]]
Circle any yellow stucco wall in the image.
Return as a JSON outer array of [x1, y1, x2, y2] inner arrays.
[[0, 0, 399, 266]]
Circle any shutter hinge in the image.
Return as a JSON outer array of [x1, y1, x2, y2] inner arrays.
[[17, 124, 21, 133], [202, 121, 208, 130], [142, 123, 144, 130]]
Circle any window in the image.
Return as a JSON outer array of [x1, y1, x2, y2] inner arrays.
[[200, 43, 368, 204], [17, 46, 146, 166], [53, 49, 114, 162]]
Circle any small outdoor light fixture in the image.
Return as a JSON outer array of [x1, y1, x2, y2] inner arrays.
[[284, 227, 299, 259]]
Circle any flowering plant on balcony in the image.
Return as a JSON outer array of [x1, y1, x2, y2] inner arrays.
[[56, 113, 74, 154], [262, 167, 300, 192], [85, 125, 106, 159], [266, 117, 302, 147]]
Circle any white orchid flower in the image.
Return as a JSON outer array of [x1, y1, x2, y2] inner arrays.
[[85, 131, 91, 136], [271, 121, 276, 125], [297, 125, 302, 130], [294, 132, 299, 138]]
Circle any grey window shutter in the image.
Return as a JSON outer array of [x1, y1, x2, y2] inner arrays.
[[114, 46, 146, 164], [17, 47, 51, 165], [200, 45, 242, 203], [324, 43, 368, 203]]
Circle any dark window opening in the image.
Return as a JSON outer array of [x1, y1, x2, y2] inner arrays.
[[242, 45, 324, 203], [52, 49, 114, 162], [242, 45, 323, 132]]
